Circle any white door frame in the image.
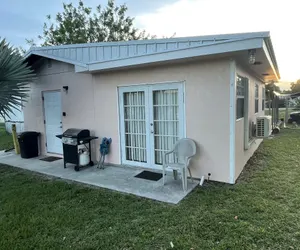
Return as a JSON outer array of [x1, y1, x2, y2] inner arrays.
[[118, 82, 185, 169], [42, 90, 63, 155]]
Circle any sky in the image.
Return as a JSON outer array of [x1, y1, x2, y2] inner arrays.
[[1, 0, 299, 88]]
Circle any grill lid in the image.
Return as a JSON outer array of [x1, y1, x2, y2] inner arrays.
[[62, 128, 90, 138]]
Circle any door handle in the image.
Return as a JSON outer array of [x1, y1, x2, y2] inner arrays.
[[151, 130, 154, 134], [59, 126, 62, 128]]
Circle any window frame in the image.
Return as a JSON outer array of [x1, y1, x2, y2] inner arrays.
[[235, 74, 254, 150]]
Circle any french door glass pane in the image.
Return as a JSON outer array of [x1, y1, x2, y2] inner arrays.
[[153, 89, 179, 165], [123, 91, 147, 162]]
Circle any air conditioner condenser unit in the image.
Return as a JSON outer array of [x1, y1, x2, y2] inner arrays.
[[256, 116, 272, 138]]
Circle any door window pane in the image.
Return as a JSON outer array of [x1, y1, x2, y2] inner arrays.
[[153, 89, 179, 165], [123, 91, 147, 162]]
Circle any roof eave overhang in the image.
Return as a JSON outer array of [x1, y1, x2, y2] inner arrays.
[[25, 36, 280, 81], [82, 38, 264, 73], [262, 39, 280, 81], [26, 51, 88, 69]]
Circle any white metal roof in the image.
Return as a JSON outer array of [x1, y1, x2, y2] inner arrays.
[[25, 31, 280, 80]]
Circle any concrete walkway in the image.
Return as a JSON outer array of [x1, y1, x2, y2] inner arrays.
[[0, 151, 198, 204]]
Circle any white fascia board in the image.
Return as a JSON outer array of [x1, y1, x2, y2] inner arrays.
[[27, 51, 88, 68], [262, 40, 279, 81], [86, 38, 263, 72]]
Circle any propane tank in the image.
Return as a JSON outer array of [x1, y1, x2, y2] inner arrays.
[[78, 144, 85, 151], [79, 151, 90, 166]]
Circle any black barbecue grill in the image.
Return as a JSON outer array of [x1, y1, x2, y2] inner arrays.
[[56, 128, 98, 171]]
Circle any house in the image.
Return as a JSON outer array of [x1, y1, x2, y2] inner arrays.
[[24, 31, 280, 184]]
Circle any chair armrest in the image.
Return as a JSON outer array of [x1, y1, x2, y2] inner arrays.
[[163, 150, 174, 165], [185, 156, 193, 167]]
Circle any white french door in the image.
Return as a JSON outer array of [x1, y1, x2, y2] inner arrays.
[[119, 82, 184, 169]]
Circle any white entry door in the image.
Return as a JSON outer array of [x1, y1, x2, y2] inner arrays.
[[43, 91, 63, 154], [119, 82, 184, 169]]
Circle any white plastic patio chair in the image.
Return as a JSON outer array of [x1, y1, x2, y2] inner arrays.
[[162, 138, 196, 191]]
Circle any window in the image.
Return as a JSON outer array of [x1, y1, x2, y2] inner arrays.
[[262, 87, 265, 111], [255, 84, 259, 113], [236, 75, 248, 119]]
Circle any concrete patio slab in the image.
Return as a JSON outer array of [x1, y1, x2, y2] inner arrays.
[[0, 151, 198, 204]]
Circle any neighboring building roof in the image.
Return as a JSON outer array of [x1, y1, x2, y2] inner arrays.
[[276, 91, 300, 99], [25, 31, 280, 81]]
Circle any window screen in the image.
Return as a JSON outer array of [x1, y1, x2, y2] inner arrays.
[[255, 84, 259, 113], [236, 75, 248, 119], [262, 87, 265, 111]]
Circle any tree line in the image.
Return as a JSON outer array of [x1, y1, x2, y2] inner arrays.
[[1, 0, 153, 117], [267, 80, 300, 95]]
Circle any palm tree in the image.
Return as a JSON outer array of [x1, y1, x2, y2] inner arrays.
[[0, 39, 35, 118]]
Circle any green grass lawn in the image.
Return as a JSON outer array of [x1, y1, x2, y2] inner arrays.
[[1, 129, 300, 249], [0, 123, 14, 151]]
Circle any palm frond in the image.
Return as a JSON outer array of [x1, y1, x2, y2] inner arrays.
[[0, 38, 35, 118]]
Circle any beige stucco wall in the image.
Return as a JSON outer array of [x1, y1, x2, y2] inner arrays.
[[92, 59, 231, 183], [24, 58, 232, 183], [234, 64, 264, 180], [23, 60, 96, 156]]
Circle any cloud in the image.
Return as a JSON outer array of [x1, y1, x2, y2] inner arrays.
[[136, 0, 299, 81], [117, 0, 177, 16], [1, 0, 177, 48]]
